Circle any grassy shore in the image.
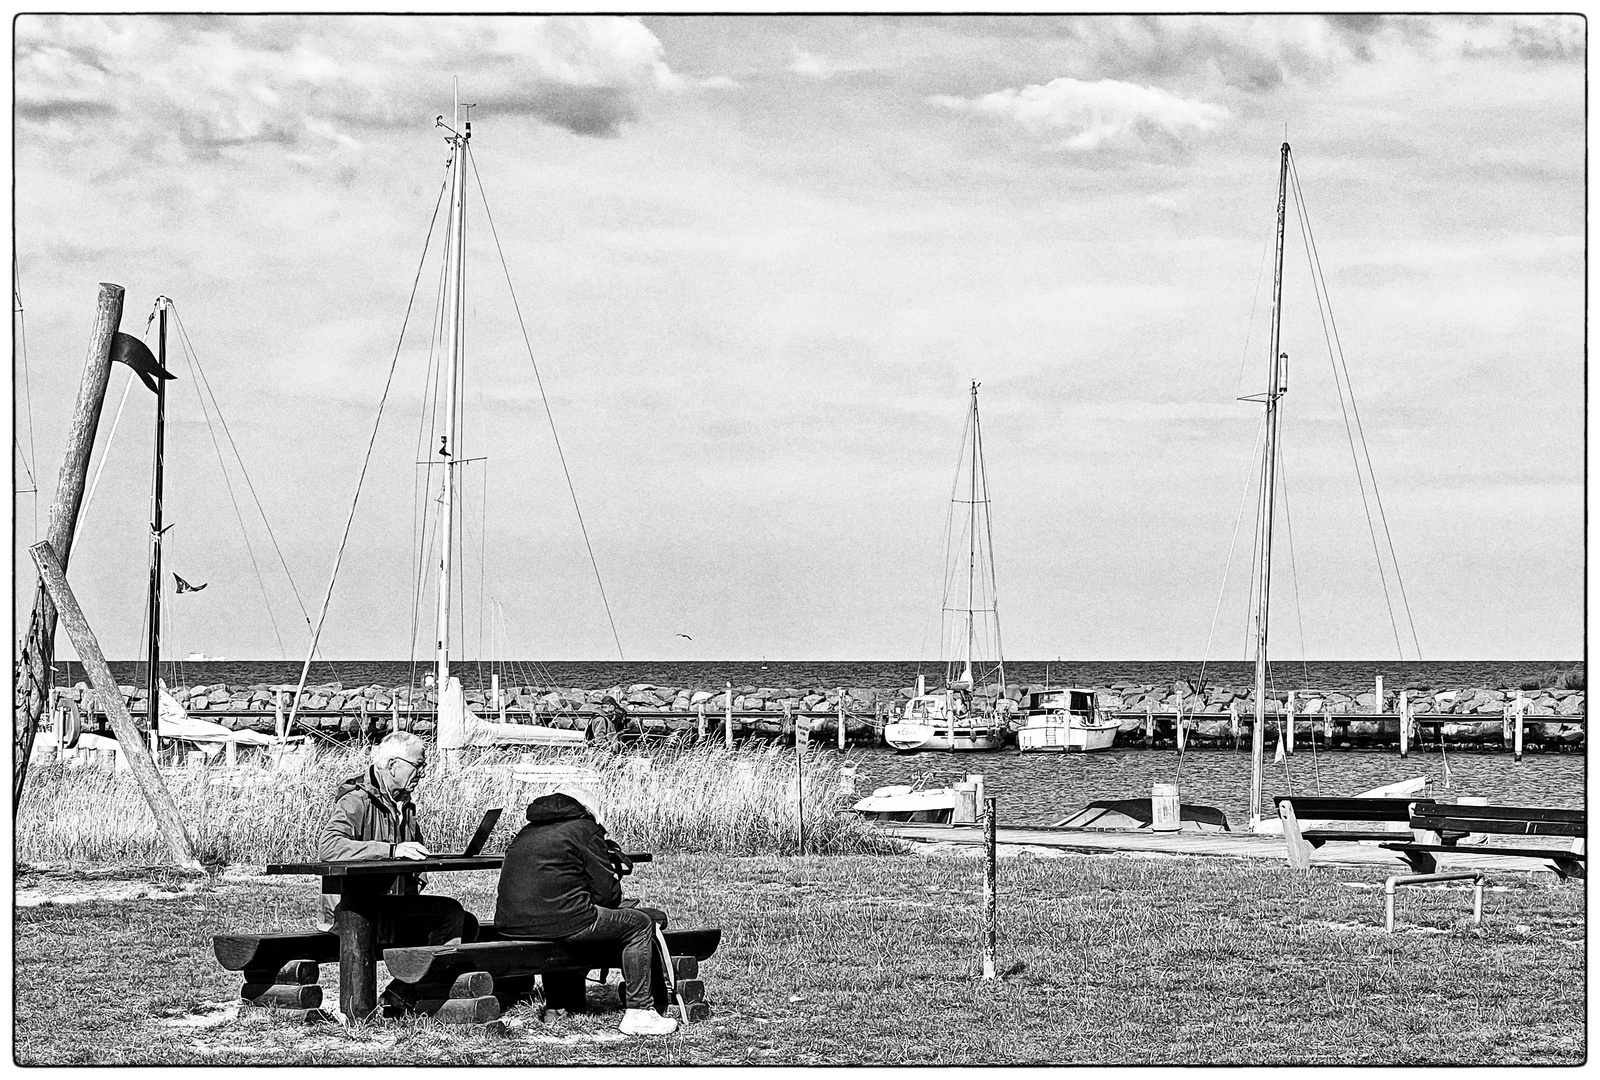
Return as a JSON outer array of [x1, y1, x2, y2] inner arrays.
[[14, 850, 1583, 1066], [17, 743, 896, 864]]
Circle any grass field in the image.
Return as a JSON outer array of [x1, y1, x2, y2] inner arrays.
[[14, 850, 1585, 1066]]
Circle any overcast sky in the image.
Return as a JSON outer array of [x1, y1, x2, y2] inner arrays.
[[12, 14, 1585, 663]]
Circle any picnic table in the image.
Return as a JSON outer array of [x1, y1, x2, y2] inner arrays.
[[265, 856, 504, 1021]]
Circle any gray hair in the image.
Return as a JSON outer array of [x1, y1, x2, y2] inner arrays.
[[372, 731, 425, 770]]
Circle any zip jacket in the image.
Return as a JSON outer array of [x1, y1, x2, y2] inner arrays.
[[315, 766, 425, 929]]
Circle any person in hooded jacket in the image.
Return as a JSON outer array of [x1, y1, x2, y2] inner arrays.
[[316, 731, 477, 946], [495, 785, 677, 1036]]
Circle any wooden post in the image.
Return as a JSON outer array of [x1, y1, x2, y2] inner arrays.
[[1230, 701, 1240, 746], [1175, 710, 1186, 753], [1399, 690, 1410, 758], [1285, 692, 1295, 755], [1514, 690, 1525, 763], [225, 739, 238, 767], [795, 733, 805, 855], [837, 687, 846, 750], [724, 682, 733, 750], [982, 795, 997, 980], [696, 704, 706, 742], [14, 283, 126, 808], [1145, 706, 1154, 747], [1375, 675, 1383, 716], [30, 540, 200, 869]]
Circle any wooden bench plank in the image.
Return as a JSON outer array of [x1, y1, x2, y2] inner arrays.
[[1273, 797, 1434, 823], [1410, 806, 1584, 838], [383, 927, 722, 985], [1380, 841, 1586, 879], [215, 931, 339, 971]]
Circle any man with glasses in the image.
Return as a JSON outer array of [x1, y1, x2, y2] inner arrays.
[[315, 731, 477, 947]]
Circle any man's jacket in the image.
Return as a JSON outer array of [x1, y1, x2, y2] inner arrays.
[[494, 793, 622, 938], [315, 766, 425, 929]]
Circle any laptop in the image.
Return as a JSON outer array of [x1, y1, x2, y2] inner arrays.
[[433, 807, 503, 859]]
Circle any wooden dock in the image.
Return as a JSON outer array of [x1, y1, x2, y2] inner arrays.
[[884, 821, 1567, 875]]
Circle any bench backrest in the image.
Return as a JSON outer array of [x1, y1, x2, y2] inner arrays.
[[1274, 797, 1433, 823], [1410, 803, 1586, 838]]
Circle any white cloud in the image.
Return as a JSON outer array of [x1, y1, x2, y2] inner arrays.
[[933, 76, 1228, 151], [789, 47, 835, 79], [15, 14, 683, 150]]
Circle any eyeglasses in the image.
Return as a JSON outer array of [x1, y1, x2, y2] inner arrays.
[[391, 757, 426, 779]]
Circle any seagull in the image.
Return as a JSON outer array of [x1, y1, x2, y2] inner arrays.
[[675, 633, 693, 642]]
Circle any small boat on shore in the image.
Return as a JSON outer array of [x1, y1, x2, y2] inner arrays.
[[851, 772, 983, 824], [1053, 798, 1231, 833], [1016, 687, 1120, 753]]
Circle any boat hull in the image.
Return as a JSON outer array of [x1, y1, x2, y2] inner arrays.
[[852, 786, 957, 824], [1016, 720, 1119, 753], [884, 721, 1006, 752]]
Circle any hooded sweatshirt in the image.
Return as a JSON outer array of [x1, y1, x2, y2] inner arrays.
[[315, 766, 425, 929], [494, 792, 622, 938]]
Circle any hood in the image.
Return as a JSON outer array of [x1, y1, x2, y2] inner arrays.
[[525, 789, 606, 829], [335, 767, 394, 808]]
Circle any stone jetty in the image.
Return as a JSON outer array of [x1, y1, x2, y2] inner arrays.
[[49, 678, 1585, 749]]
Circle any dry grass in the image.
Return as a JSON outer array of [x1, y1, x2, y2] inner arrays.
[[13, 852, 1586, 1065], [16, 742, 900, 867]]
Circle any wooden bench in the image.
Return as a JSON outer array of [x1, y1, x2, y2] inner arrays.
[[382, 926, 723, 1025], [1381, 803, 1586, 880], [213, 924, 723, 1026], [1275, 796, 1435, 870]]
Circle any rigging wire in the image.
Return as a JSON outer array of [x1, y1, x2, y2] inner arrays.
[[14, 269, 38, 536], [1195, 409, 1269, 692], [293, 166, 452, 718], [408, 209, 455, 693], [68, 371, 137, 552], [1287, 153, 1421, 660], [972, 394, 1005, 692], [167, 306, 293, 661], [467, 144, 626, 661]]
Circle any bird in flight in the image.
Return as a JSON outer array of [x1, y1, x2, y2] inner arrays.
[[675, 633, 693, 641]]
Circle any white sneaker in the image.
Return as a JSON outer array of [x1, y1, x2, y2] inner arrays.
[[619, 1008, 678, 1036]]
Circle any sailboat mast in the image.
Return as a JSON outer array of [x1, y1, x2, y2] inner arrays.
[[1250, 142, 1291, 828], [965, 381, 978, 684], [146, 299, 168, 751], [436, 102, 470, 692]]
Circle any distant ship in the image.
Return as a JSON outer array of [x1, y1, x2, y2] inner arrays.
[[184, 653, 227, 662]]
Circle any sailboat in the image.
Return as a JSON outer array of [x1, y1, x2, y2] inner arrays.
[[1236, 143, 1422, 830], [884, 382, 1013, 752], [288, 99, 586, 753]]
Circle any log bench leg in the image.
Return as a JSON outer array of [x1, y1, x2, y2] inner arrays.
[[239, 959, 330, 1020], [382, 970, 502, 1025]]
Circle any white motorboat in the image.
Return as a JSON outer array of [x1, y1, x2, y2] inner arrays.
[[1016, 687, 1120, 753], [852, 772, 983, 823]]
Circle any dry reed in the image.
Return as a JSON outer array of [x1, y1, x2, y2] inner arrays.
[[17, 741, 900, 867]]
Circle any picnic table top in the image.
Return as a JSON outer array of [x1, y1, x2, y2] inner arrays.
[[266, 856, 505, 876]]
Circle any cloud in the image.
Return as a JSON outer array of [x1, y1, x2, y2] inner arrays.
[[15, 14, 683, 151], [932, 76, 1228, 151]]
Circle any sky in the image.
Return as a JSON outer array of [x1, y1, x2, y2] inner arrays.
[[11, 14, 1586, 663]]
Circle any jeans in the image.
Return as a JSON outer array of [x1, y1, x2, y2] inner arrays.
[[560, 905, 667, 1010]]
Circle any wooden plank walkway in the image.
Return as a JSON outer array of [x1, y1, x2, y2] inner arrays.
[[884, 822, 1565, 874]]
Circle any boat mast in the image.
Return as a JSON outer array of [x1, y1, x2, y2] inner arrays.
[[965, 381, 979, 687], [1250, 142, 1291, 829], [146, 298, 170, 753], [436, 97, 471, 693]]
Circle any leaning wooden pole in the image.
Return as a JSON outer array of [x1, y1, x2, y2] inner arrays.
[[30, 540, 201, 870], [14, 283, 126, 810]]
